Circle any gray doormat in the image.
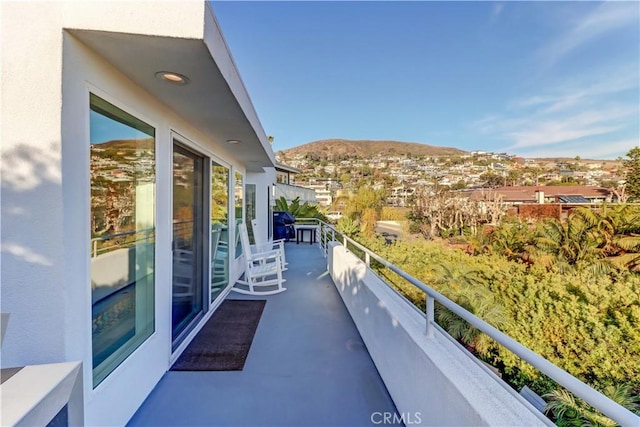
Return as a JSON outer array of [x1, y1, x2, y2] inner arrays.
[[171, 299, 266, 371]]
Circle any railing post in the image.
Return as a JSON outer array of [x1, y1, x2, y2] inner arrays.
[[92, 240, 97, 258], [343, 234, 348, 247], [425, 293, 435, 339], [324, 226, 328, 256], [321, 224, 326, 255], [365, 252, 370, 267]]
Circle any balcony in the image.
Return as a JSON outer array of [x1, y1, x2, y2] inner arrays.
[[128, 223, 638, 426], [128, 242, 398, 426]]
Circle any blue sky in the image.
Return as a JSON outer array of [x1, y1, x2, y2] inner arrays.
[[212, 1, 640, 159]]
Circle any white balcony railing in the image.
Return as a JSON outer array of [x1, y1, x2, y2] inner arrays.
[[294, 218, 640, 426]]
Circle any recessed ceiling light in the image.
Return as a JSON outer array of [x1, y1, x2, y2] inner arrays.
[[155, 71, 190, 85], [226, 140, 241, 144]]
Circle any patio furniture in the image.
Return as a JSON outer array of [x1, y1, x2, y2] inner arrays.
[[251, 218, 287, 270], [232, 223, 286, 296], [211, 225, 228, 292], [173, 249, 194, 300], [296, 226, 316, 244]]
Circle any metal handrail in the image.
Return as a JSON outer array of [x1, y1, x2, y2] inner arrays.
[[91, 227, 155, 242], [91, 227, 155, 258], [294, 217, 640, 426]]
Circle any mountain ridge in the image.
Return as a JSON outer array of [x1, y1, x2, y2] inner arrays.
[[276, 139, 467, 159]]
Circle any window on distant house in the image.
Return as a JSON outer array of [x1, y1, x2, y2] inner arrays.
[[89, 93, 155, 387], [276, 171, 288, 184]]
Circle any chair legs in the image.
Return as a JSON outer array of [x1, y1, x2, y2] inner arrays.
[[234, 222, 287, 295], [232, 253, 287, 295]]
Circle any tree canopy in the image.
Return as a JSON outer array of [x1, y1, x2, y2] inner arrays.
[[624, 147, 640, 201]]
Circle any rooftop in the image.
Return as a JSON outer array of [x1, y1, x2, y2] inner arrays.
[[463, 185, 611, 202]]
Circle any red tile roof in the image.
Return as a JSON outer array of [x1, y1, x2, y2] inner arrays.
[[462, 186, 611, 202]]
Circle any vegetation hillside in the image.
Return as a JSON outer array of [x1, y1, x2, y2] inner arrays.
[[329, 148, 640, 424], [93, 138, 154, 150], [277, 138, 467, 160]]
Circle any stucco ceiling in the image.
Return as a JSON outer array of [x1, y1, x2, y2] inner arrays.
[[69, 30, 273, 172]]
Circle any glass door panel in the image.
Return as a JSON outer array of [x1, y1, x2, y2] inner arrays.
[[246, 184, 256, 244], [89, 93, 155, 387], [172, 143, 205, 344], [211, 161, 229, 302], [234, 172, 244, 258]]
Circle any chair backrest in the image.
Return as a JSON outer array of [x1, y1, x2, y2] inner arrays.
[[211, 227, 221, 259], [250, 218, 265, 246], [238, 222, 252, 260]]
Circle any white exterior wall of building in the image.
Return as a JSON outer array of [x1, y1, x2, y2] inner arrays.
[[1, 2, 273, 425], [247, 168, 277, 244]]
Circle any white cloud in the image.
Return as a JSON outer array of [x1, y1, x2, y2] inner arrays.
[[506, 105, 638, 149], [472, 61, 639, 159], [469, 3, 639, 159], [516, 138, 639, 159], [492, 3, 504, 18], [536, 2, 639, 67], [2, 243, 53, 266], [512, 68, 639, 113]]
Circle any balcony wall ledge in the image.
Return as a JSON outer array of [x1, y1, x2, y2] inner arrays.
[[328, 242, 550, 426]]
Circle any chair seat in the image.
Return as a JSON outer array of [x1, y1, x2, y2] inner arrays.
[[232, 222, 287, 296], [250, 218, 288, 270], [249, 262, 280, 276]]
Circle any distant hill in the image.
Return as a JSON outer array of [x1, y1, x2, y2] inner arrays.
[[93, 138, 154, 150], [277, 139, 467, 160]]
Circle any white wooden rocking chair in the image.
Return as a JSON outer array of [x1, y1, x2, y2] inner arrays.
[[250, 218, 288, 271], [232, 222, 286, 295]]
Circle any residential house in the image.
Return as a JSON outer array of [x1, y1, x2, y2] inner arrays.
[[2, 2, 276, 425], [1, 3, 635, 427], [274, 162, 317, 204]]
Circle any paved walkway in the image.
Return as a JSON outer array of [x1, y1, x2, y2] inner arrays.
[[128, 243, 398, 426]]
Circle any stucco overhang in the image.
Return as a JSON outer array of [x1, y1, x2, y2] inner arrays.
[[67, 26, 275, 172]]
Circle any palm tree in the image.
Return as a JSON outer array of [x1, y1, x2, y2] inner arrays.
[[275, 196, 326, 221], [533, 213, 612, 275], [544, 384, 640, 426], [336, 216, 359, 237], [572, 205, 640, 271], [485, 220, 534, 262], [431, 264, 509, 354]]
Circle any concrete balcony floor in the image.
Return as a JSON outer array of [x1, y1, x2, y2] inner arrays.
[[128, 243, 399, 426]]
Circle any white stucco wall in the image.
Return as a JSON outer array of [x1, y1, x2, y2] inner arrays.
[[247, 168, 277, 245], [328, 242, 548, 426], [2, 1, 68, 368], [1, 2, 268, 425]]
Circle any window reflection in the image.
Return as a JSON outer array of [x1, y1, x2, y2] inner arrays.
[[235, 172, 244, 258], [211, 162, 229, 302], [89, 93, 155, 387], [171, 145, 205, 342], [246, 184, 257, 244]]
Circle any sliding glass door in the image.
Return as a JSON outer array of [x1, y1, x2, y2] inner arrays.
[[210, 161, 229, 302], [172, 142, 206, 345]]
